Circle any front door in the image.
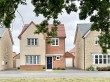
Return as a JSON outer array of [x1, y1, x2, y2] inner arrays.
[[47, 57, 52, 69]]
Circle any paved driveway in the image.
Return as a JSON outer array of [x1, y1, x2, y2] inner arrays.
[[0, 69, 110, 78]]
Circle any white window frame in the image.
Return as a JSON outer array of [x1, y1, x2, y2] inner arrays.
[[94, 37, 99, 45], [56, 56, 60, 60], [27, 38, 38, 46], [93, 54, 110, 64], [51, 38, 59, 46], [25, 55, 40, 65]]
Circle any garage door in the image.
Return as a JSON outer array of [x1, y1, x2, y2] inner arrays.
[[66, 58, 73, 68], [16, 59, 20, 68]]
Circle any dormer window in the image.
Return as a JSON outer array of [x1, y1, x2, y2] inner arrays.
[[95, 37, 99, 45], [51, 38, 59, 46]]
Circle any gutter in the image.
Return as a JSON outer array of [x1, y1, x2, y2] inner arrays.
[[83, 37, 85, 70]]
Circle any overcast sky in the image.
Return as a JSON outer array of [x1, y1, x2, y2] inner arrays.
[[11, 0, 90, 54]]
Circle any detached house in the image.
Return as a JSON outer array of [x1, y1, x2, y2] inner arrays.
[[74, 23, 110, 70], [18, 21, 66, 70], [0, 25, 13, 70]]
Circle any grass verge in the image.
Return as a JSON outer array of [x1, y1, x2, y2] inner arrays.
[[0, 78, 110, 82]]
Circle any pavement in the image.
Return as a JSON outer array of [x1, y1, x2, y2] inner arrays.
[[0, 69, 110, 78]]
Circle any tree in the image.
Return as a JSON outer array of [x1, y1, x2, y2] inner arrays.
[[79, 0, 110, 53], [0, 0, 109, 53]]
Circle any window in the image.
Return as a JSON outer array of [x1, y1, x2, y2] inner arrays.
[[56, 56, 60, 60], [27, 38, 38, 45], [1, 61, 5, 65], [26, 55, 40, 64], [94, 54, 110, 64], [95, 37, 99, 45], [51, 38, 59, 46], [95, 55, 98, 64]]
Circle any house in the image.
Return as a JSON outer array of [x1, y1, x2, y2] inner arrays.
[[74, 23, 110, 70], [13, 53, 20, 68], [0, 25, 13, 70], [18, 21, 66, 70]]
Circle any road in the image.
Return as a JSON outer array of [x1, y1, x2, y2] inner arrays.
[[0, 69, 110, 78]]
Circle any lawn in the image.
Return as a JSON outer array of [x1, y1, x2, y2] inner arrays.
[[0, 78, 110, 82]]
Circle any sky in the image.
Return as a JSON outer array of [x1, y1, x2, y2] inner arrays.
[[11, 0, 90, 54]]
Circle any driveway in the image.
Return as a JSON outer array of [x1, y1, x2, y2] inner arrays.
[[0, 69, 110, 78]]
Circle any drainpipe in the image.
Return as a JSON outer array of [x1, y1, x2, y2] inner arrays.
[[83, 37, 85, 70]]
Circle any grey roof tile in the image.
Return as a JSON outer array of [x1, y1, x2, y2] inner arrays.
[[77, 23, 91, 36]]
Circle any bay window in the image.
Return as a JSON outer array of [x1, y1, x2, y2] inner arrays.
[[26, 55, 40, 64], [94, 54, 110, 64]]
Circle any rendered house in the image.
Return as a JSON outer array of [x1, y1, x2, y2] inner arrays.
[[18, 21, 66, 70], [74, 23, 110, 70], [0, 25, 13, 70]]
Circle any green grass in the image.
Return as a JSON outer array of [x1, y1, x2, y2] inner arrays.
[[0, 78, 110, 82]]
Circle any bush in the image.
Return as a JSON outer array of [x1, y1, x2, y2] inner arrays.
[[107, 66, 110, 71], [96, 66, 109, 71], [53, 67, 65, 70], [17, 67, 20, 69], [86, 66, 94, 71]]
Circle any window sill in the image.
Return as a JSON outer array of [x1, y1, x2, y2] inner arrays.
[[56, 59, 60, 61], [25, 64, 41, 65], [26, 45, 39, 47], [51, 45, 59, 46]]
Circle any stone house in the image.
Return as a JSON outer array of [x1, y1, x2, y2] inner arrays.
[[18, 21, 66, 70], [0, 25, 13, 70], [74, 23, 110, 70]]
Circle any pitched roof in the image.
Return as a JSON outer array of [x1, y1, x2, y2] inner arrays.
[[48, 24, 66, 38], [74, 23, 91, 44], [18, 21, 66, 39], [77, 23, 91, 37], [0, 24, 14, 44], [0, 25, 6, 37], [69, 47, 75, 53]]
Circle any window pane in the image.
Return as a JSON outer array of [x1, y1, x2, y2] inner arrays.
[[27, 39, 30, 45], [95, 55, 98, 58], [37, 56, 40, 64], [30, 56, 32, 64], [26, 56, 29, 64], [33, 56, 36, 64], [99, 55, 102, 58], [108, 59, 110, 64], [103, 59, 106, 64], [31, 39, 34, 45], [35, 39, 37, 45], [108, 55, 110, 58], [95, 59, 98, 64], [52, 39, 55, 45], [99, 59, 102, 64], [56, 39, 58, 45], [103, 55, 106, 58]]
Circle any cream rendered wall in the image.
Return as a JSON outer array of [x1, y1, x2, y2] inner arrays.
[[0, 29, 13, 70], [85, 31, 110, 69], [75, 28, 84, 69], [20, 23, 46, 65]]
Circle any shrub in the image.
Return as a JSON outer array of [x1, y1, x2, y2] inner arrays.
[[97, 67, 108, 71], [17, 67, 20, 69], [107, 66, 110, 71], [53, 67, 65, 70], [43, 66, 45, 69], [86, 66, 94, 71]]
